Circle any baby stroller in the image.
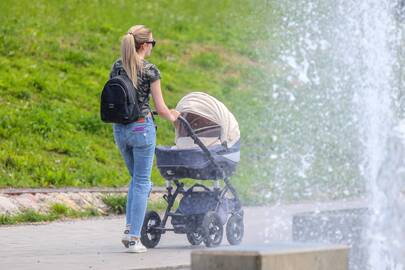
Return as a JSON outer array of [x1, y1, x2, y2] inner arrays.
[[140, 92, 244, 248]]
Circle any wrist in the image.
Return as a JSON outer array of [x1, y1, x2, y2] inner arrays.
[[167, 113, 174, 122]]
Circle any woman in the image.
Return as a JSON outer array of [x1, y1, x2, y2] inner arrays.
[[110, 25, 179, 253]]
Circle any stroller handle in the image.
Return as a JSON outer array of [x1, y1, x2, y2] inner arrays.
[[176, 116, 225, 177], [176, 116, 207, 150]]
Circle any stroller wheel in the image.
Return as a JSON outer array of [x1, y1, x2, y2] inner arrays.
[[140, 211, 162, 248], [226, 214, 244, 245], [186, 228, 204, 246], [202, 211, 223, 247]]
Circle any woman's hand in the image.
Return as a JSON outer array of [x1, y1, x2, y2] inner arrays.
[[170, 109, 181, 130], [170, 109, 180, 122]]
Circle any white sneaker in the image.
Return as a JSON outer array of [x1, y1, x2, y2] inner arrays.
[[127, 239, 147, 253], [121, 229, 130, 248]]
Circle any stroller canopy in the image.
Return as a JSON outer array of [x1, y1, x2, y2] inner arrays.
[[175, 92, 240, 148]]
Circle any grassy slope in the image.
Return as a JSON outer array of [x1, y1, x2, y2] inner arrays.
[[0, 0, 277, 201]]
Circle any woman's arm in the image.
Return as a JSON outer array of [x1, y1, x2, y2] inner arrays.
[[150, 80, 179, 122]]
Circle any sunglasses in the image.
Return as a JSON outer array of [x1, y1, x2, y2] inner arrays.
[[145, 40, 156, 48]]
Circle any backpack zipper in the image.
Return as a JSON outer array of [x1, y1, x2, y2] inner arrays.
[[117, 77, 137, 104], [111, 83, 128, 104]]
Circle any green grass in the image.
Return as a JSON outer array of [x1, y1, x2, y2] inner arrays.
[[102, 194, 179, 215], [0, 0, 275, 197], [103, 194, 127, 215], [0, 203, 101, 225]]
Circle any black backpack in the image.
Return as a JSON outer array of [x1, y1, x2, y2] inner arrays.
[[100, 73, 142, 124]]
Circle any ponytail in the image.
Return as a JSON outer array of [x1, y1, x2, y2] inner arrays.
[[121, 33, 142, 86], [120, 25, 152, 87]]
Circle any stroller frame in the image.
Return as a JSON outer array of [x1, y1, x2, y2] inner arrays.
[[140, 116, 244, 248]]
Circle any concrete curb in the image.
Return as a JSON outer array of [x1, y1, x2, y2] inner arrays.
[[133, 266, 190, 270], [0, 186, 167, 195], [0, 187, 167, 215]]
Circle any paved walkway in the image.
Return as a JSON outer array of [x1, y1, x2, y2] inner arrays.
[[0, 199, 366, 270]]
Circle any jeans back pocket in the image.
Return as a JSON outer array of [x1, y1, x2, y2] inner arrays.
[[129, 123, 155, 147]]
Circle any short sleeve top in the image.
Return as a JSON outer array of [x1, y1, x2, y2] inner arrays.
[[109, 59, 161, 116]]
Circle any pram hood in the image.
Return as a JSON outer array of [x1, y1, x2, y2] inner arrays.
[[175, 92, 240, 148]]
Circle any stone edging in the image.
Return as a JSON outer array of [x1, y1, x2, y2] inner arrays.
[[0, 187, 166, 215], [0, 186, 166, 195]]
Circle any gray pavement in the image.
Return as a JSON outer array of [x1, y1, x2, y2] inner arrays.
[[0, 199, 366, 270]]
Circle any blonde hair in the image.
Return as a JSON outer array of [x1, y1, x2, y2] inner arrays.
[[121, 25, 152, 86]]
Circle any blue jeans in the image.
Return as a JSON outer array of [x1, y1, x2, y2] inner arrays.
[[113, 116, 156, 237]]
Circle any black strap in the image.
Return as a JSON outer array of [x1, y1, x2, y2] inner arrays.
[[186, 184, 211, 194]]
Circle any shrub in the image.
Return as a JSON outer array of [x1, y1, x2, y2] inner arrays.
[[102, 194, 127, 215]]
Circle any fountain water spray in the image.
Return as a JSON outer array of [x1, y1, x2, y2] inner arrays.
[[266, 0, 404, 268]]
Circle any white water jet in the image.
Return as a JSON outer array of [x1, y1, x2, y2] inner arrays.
[[264, 0, 405, 268], [346, 1, 404, 269]]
